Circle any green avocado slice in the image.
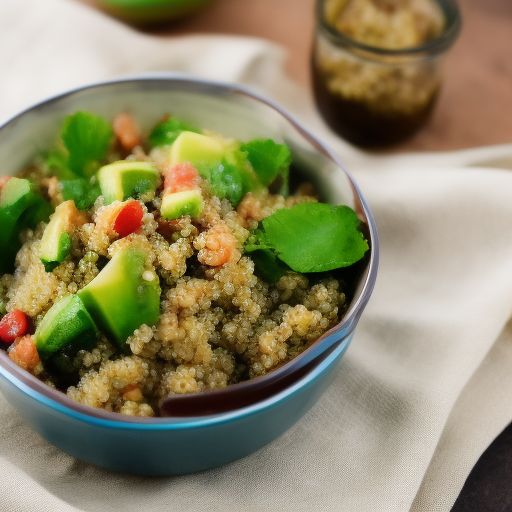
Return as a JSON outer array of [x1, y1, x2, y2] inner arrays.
[[0, 177, 52, 274], [161, 189, 203, 220], [77, 246, 161, 346], [34, 294, 98, 362], [98, 161, 160, 204], [168, 131, 262, 206], [168, 131, 227, 167], [39, 200, 85, 272]]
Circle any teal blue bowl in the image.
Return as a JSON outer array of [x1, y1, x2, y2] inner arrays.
[[0, 75, 378, 475], [0, 333, 353, 475]]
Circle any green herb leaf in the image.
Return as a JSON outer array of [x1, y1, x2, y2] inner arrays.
[[202, 160, 245, 207], [256, 202, 368, 274], [61, 179, 101, 211], [241, 139, 291, 195], [148, 117, 200, 148], [244, 246, 289, 283], [61, 111, 113, 177], [197, 148, 262, 207], [44, 149, 76, 181]]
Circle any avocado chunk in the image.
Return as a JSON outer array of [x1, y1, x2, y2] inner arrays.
[[168, 132, 262, 207], [161, 189, 204, 220], [39, 200, 87, 272], [77, 246, 161, 346], [0, 177, 52, 274], [98, 161, 160, 204], [34, 294, 98, 362], [168, 131, 227, 168]]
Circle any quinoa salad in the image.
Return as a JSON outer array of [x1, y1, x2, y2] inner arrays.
[[0, 110, 369, 417]]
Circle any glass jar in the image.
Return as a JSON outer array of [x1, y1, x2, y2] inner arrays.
[[311, 0, 461, 147]]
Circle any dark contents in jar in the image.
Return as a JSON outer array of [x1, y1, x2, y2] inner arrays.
[[312, 56, 440, 147], [312, 0, 446, 147]]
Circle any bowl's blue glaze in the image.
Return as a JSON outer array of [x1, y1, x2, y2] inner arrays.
[[0, 75, 378, 475], [0, 334, 352, 475]]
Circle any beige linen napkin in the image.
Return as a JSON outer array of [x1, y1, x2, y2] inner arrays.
[[1, 1, 512, 511]]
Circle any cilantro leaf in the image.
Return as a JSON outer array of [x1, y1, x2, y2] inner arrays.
[[148, 117, 200, 148], [61, 178, 101, 211], [246, 203, 368, 277], [241, 139, 291, 195], [61, 111, 113, 177]]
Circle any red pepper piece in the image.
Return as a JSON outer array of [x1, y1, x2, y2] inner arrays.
[[0, 309, 28, 343], [113, 200, 144, 238]]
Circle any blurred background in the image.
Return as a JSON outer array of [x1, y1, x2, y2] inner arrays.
[[77, 0, 512, 153]]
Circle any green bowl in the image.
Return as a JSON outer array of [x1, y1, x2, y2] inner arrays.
[[98, 0, 216, 25]]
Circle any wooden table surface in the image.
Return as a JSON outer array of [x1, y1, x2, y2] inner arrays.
[[81, 0, 512, 153]]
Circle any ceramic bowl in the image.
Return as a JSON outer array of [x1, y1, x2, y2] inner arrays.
[[0, 75, 378, 475]]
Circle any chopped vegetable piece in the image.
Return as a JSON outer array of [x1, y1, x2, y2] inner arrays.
[[169, 131, 227, 167], [161, 189, 203, 220], [163, 162, 201, 192], [248, 202, 369, 274], [61, 178, 101, 211], [148, 116, 200, 148], [0, 178, 52, 274], [196, 149, 261, 207], [114, 200, 144, 238], [241, 139, 291, 194], [0, 310, 28, 343], [8, 335, 40, 371], [161, 163, 204, 219], [98, 161, 160, 204], [61, 111, 113, 177], [40, 200, 88, 271], [34, 294, 98, 362], [77, 246, 161, 346]]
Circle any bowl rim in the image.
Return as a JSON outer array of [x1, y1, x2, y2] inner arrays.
[[0, 332, 353, 430], [0, 73, 379, 425]]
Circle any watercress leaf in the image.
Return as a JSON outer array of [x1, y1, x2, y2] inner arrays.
[[61, 111, 113, 177], [241, 139, 291, 195], [261, 202, 368, 273], [148, 117, 200, 148], [61, 178, 101, 211]]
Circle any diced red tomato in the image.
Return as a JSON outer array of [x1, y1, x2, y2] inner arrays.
[[0, 310, 28, 343], [163, 162, 201, 193], [113, 200, 144, 238]]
